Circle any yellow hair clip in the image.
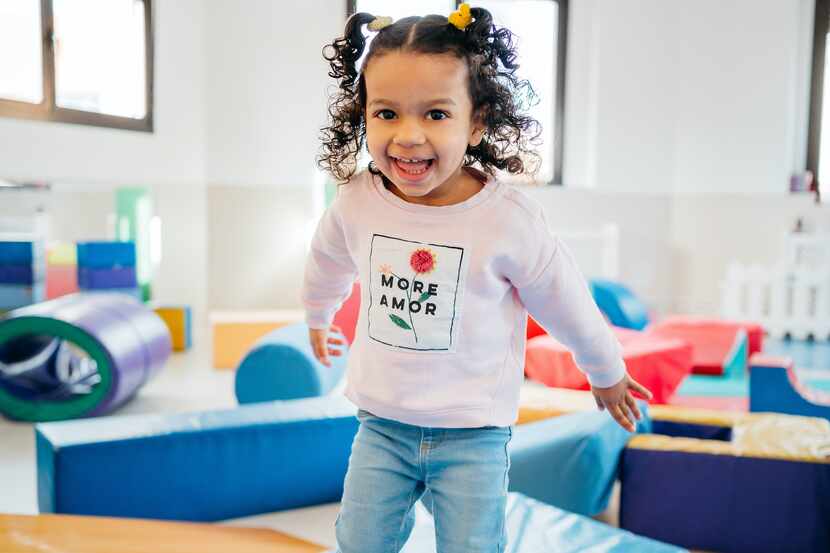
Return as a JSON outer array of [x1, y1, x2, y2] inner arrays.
[[449, 3, 472, 31], [367, 16, 393, 32]]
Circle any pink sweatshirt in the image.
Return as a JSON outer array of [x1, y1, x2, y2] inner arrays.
[[302, 170, 626, 428]]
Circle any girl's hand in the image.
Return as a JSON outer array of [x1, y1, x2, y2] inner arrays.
[[591, 374, 653, 432], [308, 324, 346, 367]]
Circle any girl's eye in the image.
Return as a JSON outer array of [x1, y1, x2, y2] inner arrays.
[[427, 110, 448, 121], [376, 109, 396, 120]]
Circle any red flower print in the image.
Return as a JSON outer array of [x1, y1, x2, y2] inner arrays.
[[410, 249, 437, 274]]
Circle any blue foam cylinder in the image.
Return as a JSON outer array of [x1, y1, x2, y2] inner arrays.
[[36, 395, 360, 521], [589, 279, 650, 331], [750, 362, 830, 421], [234, 322, 347, 404], [76, 242, 136, 269]]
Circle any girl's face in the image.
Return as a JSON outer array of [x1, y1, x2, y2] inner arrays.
[[364, 51, 485, 206]]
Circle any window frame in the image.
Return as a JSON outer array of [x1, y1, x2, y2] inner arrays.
[[0, 0, 154, 132], [808, 0, 829, 186], [345, 0, 568, 185]]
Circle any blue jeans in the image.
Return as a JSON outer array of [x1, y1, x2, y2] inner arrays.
[[335, 409, 513, 553]]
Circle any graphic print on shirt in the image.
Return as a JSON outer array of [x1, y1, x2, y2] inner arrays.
[[368, 234, 465, 351]]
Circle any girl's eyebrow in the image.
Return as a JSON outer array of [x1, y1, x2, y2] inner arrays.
[[368, 98, 457, 108]]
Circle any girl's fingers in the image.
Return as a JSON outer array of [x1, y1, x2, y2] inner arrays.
[[327, 336, 345, 345], [609, 403, 635, 432], [629, 378, 654, 400], [328, 348, 343, 357], [330, 324, 342, 334], [594, 395, 605, 411], [625, 392, 642, 421]]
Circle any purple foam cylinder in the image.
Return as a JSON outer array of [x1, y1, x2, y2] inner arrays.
[[8, 292, 171, 416]]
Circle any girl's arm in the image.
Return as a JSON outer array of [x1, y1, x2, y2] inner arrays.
[[302, 204, 358, 344]]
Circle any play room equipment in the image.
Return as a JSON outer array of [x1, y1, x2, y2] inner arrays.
[[234, 322, 347, 404], [0, 293, 171, 422], [750, 354, 830, 420], [0, 241, 46, 309], [721, 232, 830, 340], [619, 408, 830, 553], [211, 282, 360, 370], [45, 242, 78, 299], [399, 492, 685, 553], [153, 305, 192, 351], [76, 241, 140, 299], [210, 309, 305, 369], [0, 512, 328, 553], [35, 392, 646, 522], [525, 327, 692, 403], [115, 187, 156, 302]]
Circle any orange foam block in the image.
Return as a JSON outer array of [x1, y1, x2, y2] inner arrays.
[[154, 305, 192, 351], [210, 310, 305, 369], [0, 513, 326, 553]]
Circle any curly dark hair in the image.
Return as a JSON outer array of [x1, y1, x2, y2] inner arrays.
[[318, 9, 542, 183]]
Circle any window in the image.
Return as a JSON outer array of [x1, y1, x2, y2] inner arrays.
[[0, 0, 154, 132], [809, 0, 830, 193], [347, 0, 567, 184]]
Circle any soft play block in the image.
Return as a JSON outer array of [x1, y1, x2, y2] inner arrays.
[[509, 407, 651, 516], [235, 323, 347, 404], [45, 264, 78, 299], [154, 305, 192, 351], [0, 241, 41, 264], [647, 318, 750, 376], [78, 266, 138, 289], [76, 241, 136, 269], [0, 513, 328, 553], [525, 327, 692, 404], [0, 264, 42, 285], [620, 412, 830, 553], [36, 396, 360, 521], [589, 279, 651, 331], [750, 355, 830, 420], [210, 310, 305, 369], [400, 492, 686, 552], [0, 282, 45, 309]]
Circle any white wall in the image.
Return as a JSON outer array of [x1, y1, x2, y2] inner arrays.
[[0, 0, 209, 329], [204, 0, 345, 188]]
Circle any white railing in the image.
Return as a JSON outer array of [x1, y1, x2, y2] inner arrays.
[[721, 232, 830, 340]]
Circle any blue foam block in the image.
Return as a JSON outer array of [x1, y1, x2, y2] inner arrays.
[[235, 322, 347, 404], [78, 267, 138, 289], [0, 241, 39, 264], [0, 282, 45, 309], [76, 242, 136, 269], [750, 361, 830, 421], [589, 279, 650, 331], [508, 406, 651, 516], [36, 396, 360, 521]]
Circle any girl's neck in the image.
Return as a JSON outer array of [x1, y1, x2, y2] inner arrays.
[[383, 166, 487, 207]]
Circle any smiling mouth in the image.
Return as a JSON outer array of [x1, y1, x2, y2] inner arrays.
[[391, 156, 434, 176]]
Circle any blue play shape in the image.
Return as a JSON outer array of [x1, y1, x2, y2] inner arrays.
[[750, 361, 830, 421], [76, 241, 136, 268], [36, 395, 360, 521], [589, 279, 650, 331], [235, 322, 347, 404]]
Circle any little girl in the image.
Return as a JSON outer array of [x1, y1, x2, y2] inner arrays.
[[303, 5, 652, 552]]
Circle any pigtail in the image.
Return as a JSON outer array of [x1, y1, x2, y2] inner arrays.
[[323, 12, 375, 92], [462, 7, 541, 175], [318, 13, 377, 182]]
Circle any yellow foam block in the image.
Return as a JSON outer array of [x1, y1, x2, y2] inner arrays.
[[210, 310, 305, 370], [154, 306, 191, 351], [46, 241, 77, 266], [516, 386, 598, 425], [0, 513, 327, 553]]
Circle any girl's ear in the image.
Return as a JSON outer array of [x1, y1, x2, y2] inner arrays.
[[469, 109, 486, 147]]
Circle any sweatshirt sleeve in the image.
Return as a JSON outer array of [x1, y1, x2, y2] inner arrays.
[[301, 201, 358, 330], [509, 212, 627, 388]]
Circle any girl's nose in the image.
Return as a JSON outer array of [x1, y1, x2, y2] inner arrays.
[[392, 120, 426, 147]]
